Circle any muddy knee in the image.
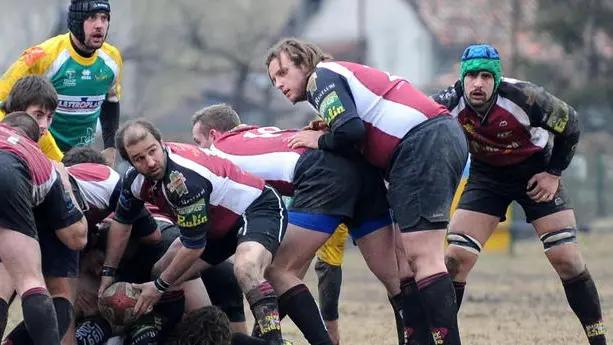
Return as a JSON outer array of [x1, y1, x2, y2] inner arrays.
[[445, 255, 462, 279], [446, 232, 482, 279], [234, 259, 265, 292]]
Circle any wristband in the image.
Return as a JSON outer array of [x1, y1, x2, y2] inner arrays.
[[100, 266, 116, 277], [154, 277, 171, 293]]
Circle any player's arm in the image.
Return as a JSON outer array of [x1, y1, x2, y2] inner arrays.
[[38, 166, 87, 250], [525, 85, 580, 176], [430, 81, 463, 111], [307, 68, 365, 154], [158, 195, 211, 287], [0, 46, 65, 160], [100, 47, 123, 152], [103, 170, 146, 272]]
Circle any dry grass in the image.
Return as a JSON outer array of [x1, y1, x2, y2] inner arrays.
[[6, 232, 613, 344]]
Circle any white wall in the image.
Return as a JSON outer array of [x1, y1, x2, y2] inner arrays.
[[301, 0, 435, 87]]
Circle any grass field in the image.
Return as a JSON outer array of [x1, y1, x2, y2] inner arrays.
[[6, 231, 613, 344]]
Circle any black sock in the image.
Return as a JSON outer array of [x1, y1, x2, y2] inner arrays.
[[452, 281, 466, 310], [245, 281, 283, 344], [0, 298, 8, 339], [20, 287, 60, 345], [418, 273, 461, 345], [400, 278, 433, 345], [563, 268, 606, 345], [389, 294, 407, 345], [4, 297, 74, 345], [278, 284, 333, 345]]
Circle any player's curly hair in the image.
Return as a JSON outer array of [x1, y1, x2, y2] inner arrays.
[[265, 37, 332, 74], [62, 146, 107, 166], [166, 306, 232, 345]]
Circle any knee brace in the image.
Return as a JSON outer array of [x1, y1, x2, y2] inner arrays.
[[446, 232, 483, 255], [539, 227, 577, 252]]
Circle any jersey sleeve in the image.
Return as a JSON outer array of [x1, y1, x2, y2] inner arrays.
[[35, 177, 84, 230], [38, 132, 64, 162], [176, 194, 211, 249], [101, 44, 123, 102], [431, 80, 463, 111], [307, 67, 359, 132], [519, 83, 580, 175], [113, 169, 145, 224], [0, 45, 52, 104]]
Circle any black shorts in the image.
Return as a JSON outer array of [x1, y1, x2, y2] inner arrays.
[[387, 115, 469, 232], [38, 224, 80, 278], [0, 150, 37, 238], [457, 154, 572, 222], [200, 186, 287, 265], [291, 149, 390, 225], [118, 220, 180, 283], [201, 260, 246, 323]]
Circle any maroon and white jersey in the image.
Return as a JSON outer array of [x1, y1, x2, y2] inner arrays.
[[114, 142, 266, 248], [0, 123, 57, 205], [432, 78, 580, 172], [67, 163, 121, 226], [209, 125, 306, 196], [306, 61, 449, 169]]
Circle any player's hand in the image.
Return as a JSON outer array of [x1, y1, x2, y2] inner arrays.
[[98, 276, 114, 298], [527, 172, 561, 203], [302, 119, 329, 132], [101, 147, 117, 167], [131, 281, 161, 317], [288, 130, 326, 149]]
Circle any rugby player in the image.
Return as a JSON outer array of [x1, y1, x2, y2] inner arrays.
[[265, 38, 468, 345], [0, 112, 87, 345], [432, 44, 606, 345], [0, 0, 122, 164], [100, 120, 290, 345], [191, 104, 399, 345]]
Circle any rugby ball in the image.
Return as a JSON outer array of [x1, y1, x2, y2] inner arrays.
[[98, 282, 139, 326]]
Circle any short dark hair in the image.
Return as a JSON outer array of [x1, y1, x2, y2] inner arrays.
[[2, 75, 58, 114], [166, 306, 232, 345], [191, 103, 241, 135], [2, 111, 41, 141], [115, 118, 163, 162], [62, 146, 107, 166]]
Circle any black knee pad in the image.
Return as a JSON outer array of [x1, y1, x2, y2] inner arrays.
[[75, 315, 113, 345], [53, 297, 74, 337], [315, 258, 342, 321], [540, 227, 577, 252]]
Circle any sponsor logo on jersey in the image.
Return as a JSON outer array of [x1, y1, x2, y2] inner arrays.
[[177, 198, 207, 228], [81, 69, 92, 80], [319, 91, 345, 124], [168, 170, 188, 197], [63, 68, 77, 87], [22, 46, 46, 66], [57, 95, 106, 114]]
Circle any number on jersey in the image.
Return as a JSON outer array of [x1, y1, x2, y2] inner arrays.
[[243, 127, 282, 138]]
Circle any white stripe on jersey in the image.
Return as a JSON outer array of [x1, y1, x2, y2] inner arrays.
[[33, 169, 58, 206], [208, 144, 300, 185], [317, 62, 428, 139], [74, 169, 120, 210], [131, 174, 145, 200], [497, 96, 549, 148], [450, 98, 466, 118], [168, 150, 262, 216], [44, 49, 71, 80]]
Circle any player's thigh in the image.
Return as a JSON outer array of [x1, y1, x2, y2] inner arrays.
[[518, 181, 574, 228], [45, 277, 77, 302], [0, 263, 15, 301], [291, 149, 360, 219], [387, 115, 468, 233], [183, 277, 211, 313], [0, 229, 44, 295]]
